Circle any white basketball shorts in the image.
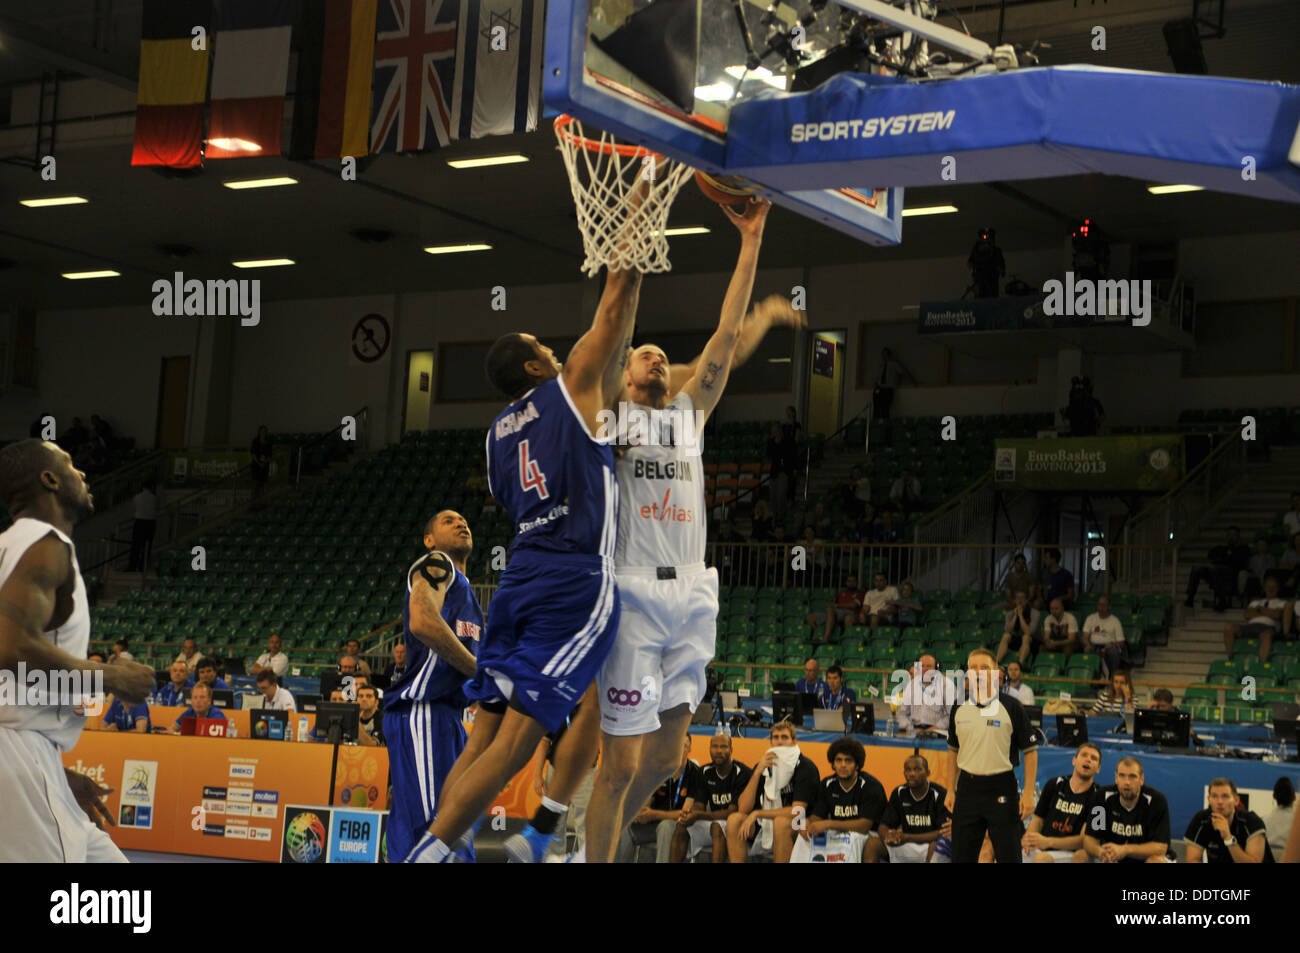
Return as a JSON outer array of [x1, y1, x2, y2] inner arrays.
[[0, 726, 127, 863], [599, 563, 719, 736]]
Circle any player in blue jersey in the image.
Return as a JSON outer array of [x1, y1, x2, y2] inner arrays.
[[407, 266, 643, 864], [383, 509, 484, 863]]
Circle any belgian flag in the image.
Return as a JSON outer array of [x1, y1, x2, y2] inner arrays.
[[131, 0, 213, 168]]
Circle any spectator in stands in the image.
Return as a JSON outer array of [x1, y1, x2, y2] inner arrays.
[[169, 682, 227, 733], [1224, 574, 1288, 663], [750, 497, 775, 541], [1062, 377, 1104, 437], [1040, 548, 1075, 609], [855, 502, 878, 543], [1001, 553, 1038, 609], [675, 733, 751, 863], [795, 736, 887, 863], [128, 480, 158, 572], [618, 735, 699, 862], [877, 510, 906, 579], [861, 571, 900, 631], [781, 406, 801, 457], [798, 526, 827, 575], [102, 694, 150, 733], [890, 468, 923, 515], [255, 670, 295, 711], [895, 655, 956, 738], [343, 639, 372, 676], [250, 425, 273, 500], [807, 573, 865, 642], [767, 424, 797, 526], [155, 660, 189, 706], [251, 632, 289, 678], [384, 641, 407, 681], [1090, 668, 1138, 715], [1040, 598, 1080, 657], [109, 639, 134, 663], [1022, 742, 1101, 863], [888, 580, 923, 632], [806, 501, 833, 539], [339, 655, 358, 678], [87, 651, 105, 663], [1185, 777, 1274, 863], [823, 665, 856, 711], [1243, 537, 1277, 601], [1283, 493, 1300, 540], [356, 686, 386, 747], [1263, 777, 1294, 857], [1082, 595, 1127, 677], [1185, 526, 1250, 612], [873, 754, 950, 863], [1148, 689, 1203, 747], [726, 720, 820, 863], [186, 657, 230, 692], [1082, 757, 1170, 863], [795, 659, 829, 699], [1279, 532, 1300, 597], [1002, 660, 1035, 706], [176, 638, 200, 674], [996, 590, 1041, 666]]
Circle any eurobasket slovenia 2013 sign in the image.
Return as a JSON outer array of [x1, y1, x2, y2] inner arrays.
[[994, 435, 1183, 491]]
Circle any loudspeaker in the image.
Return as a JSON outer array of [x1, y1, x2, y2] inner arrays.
[[1162, 18, 1207, 75]]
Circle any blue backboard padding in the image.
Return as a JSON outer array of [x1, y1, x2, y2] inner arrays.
[[726, 66, 1300, 202]]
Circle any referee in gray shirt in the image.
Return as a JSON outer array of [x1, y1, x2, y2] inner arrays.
[[943, 648, 1038, 863]]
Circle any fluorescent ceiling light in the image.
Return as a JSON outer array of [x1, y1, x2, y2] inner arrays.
[[447, 154, 530, 169], [768, 357, 792, 363], [232, 258, 294, 269], [901, 204, 959, 217], [21, 195, 88, 207], [62, 270, 119, 280], [1147, 184, 1203, 195], [222, 177, 298, 190], [424, 243, 492, 255], [664, 226, 710, 236]]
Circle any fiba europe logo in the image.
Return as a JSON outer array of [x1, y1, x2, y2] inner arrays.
[[127, 765, 150, 795], [284, 812, 326, 863]]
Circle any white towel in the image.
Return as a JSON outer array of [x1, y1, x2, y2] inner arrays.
[[758, 745, 802, 850]]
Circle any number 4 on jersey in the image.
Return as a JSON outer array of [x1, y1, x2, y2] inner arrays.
[[518, 440, 550, 500]]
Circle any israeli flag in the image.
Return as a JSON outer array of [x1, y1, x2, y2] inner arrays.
[[453, 0, 544, 139]]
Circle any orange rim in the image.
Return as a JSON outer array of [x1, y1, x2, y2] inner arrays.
[[554, 114, 663, 160]]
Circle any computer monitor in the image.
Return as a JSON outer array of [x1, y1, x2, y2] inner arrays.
[[772, 681, 797, 694], [295, 693, 321, 714], [1134, 707, 1190, 748], [1273, 702, 1300, 748], [242, 692, 265, 710], [1023, 706, 1044, 732], [250, 709, 289, 740], [319, 671, 346, 700], [313, 701, 360, 744], [845, 701, 875, 735], [797, 692, 819, 719], [210, 689, 234, 710], [1056, 713, 1089, 747], [719, 690, 740, 711], [771, 692, 799, 726]]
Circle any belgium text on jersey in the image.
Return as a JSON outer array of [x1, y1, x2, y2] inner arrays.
[[49, 884, 152, 933], [1042, 273, 1152, 326], [0, 663, 105, 715], [595, 402, 707, 458], [150, 272, 261, 326]]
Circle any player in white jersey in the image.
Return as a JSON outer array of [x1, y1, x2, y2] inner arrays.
[[0, 439, 155, 862], [584, 198, 794, 862]]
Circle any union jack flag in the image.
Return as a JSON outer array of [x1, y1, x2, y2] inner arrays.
[[370, 0, 458, 153]]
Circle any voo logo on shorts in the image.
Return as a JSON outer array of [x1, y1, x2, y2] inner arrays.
[[607, 687, 642, 707]]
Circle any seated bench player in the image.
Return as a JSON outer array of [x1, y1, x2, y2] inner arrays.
[[1023, 742, 1102, 862], [726, 720, 820, 863], [793, 736, 887, 863], [672, 733, 752, 863], [870, 754, 950, 863], [1081, 756, 1171, 863]]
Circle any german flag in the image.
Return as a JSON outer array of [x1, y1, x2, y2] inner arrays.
[[131, 0, 213, 168], [289, 0, 377, 159]]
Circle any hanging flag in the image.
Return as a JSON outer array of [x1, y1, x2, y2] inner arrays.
[[206, 0, 294, 159], [131, 0, 212, 168], [369, 0, 459, 153], [290, 0, 378, 159], [453, 0, 543, 139]]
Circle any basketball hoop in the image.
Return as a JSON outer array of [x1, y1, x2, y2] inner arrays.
[[554, 114, 694, 276]]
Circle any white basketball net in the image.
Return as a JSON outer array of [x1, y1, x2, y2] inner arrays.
[[555, 115, 694, 276]]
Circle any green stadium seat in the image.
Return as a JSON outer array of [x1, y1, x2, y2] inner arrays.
[[924, 621, 953, 643]]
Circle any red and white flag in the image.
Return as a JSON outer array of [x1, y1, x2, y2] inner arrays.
[[206, 0, 294, 159]]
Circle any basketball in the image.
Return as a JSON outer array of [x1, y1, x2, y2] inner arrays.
[[694, 170, 757, 206]]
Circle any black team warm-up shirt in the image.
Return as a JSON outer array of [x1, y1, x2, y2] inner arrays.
[[692, 761, 754, 813], [650, 760, 705, 812], [811, 772, 888, 826], [1185, 808, 1274, 863], [882, 783, 950, 835], [1035, 774, 1100, 839], [1094, 785, 1171, 862], [756, 755, 821, 809]]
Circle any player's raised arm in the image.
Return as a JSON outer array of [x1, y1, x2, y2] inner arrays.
[[661, 295, 805, 400], [563, 267, 643, 425], [680, 199, 771, 423], [0, 536, 154, 701]]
